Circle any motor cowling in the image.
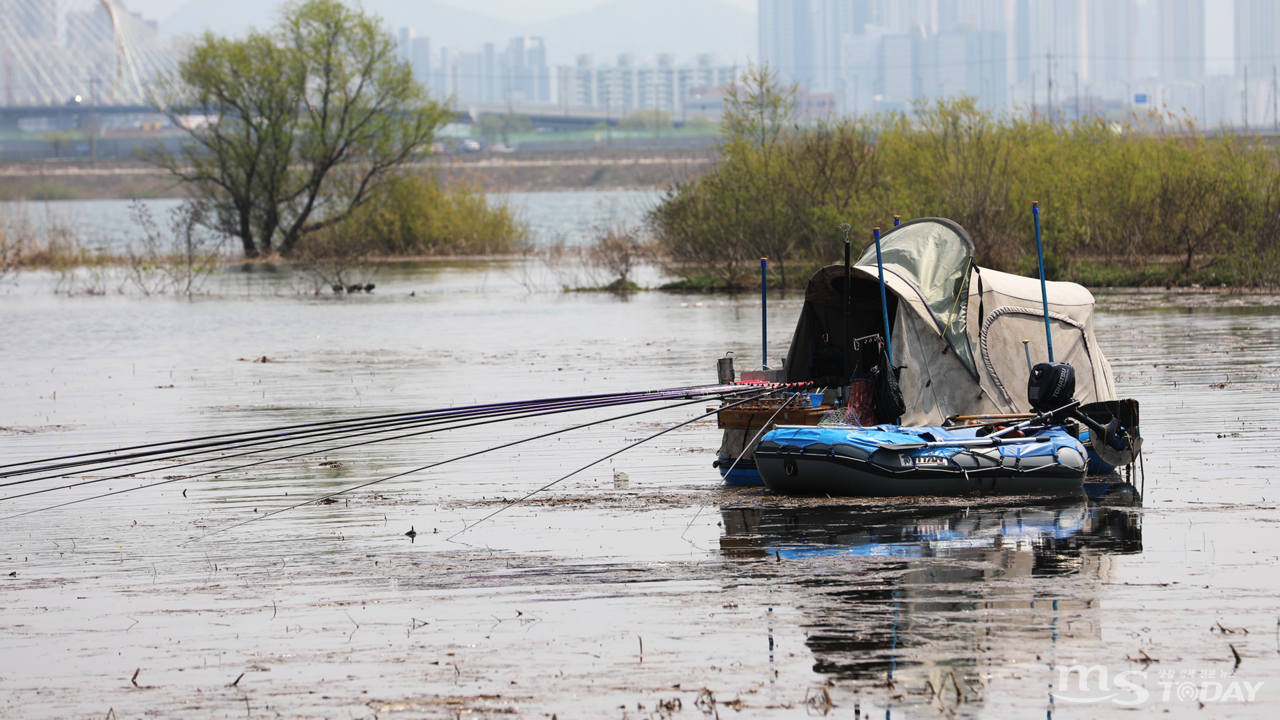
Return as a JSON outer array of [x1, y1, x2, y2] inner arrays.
[[1027, 362, 1075, 413]]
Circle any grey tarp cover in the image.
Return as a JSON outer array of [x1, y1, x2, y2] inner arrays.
[[787, 217, 1118, 426], [854, 218, 976, 377]]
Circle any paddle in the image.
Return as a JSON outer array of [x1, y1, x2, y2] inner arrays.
[[877, 400, 1081, 451], [880, 436, 1051, 452]]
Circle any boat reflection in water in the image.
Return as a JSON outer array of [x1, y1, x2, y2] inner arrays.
[[720, 490, 1142, 716]]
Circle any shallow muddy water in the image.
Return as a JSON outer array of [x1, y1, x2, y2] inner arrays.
[[3, 253, 1280, 718]]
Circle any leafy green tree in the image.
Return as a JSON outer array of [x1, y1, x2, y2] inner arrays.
[[499, 112, 532, 143], [476, 114, 505, 145], [145, 0, 450, 257], [618, 109, 672, 131], [41, 130, 80, 158]]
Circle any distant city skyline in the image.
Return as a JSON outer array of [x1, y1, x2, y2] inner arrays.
[[127, 0, 756, 26], [115, 0, 1240, 78], [756, 0, 1276, 127]]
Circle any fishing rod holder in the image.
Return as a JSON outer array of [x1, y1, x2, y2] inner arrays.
[[851, 333, 884, 351]]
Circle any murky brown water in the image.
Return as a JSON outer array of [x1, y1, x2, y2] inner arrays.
[[2, 260, 1280, 718]]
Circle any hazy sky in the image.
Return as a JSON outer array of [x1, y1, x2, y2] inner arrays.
[[127, 0, 755, 24], [125, 0, 1235, 74]]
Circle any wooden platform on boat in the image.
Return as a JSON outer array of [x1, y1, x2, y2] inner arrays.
[[715, 400, 833, 429]]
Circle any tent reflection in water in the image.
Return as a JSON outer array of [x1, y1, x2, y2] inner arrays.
[[718, 217, 1140, 497]]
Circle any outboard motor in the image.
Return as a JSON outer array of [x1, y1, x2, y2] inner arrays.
[[1027, 362, 1075, 413], [1028, 362, 1128, 452]]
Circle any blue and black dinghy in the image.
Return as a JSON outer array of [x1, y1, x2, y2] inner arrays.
[[715, 216, 1141, 496]]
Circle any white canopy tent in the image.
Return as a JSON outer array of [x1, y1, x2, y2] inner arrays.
[[784, 218, 1118, 426]]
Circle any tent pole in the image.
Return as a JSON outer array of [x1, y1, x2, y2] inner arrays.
[[893, 215, 901, 227], [843, 238, 852, 387], [874, 227, 893, 366], [1032, 201, 1054, 363], [761, 257, 768, 370]]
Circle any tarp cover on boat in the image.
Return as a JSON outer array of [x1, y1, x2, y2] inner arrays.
[[784, 217, 1117, 425]]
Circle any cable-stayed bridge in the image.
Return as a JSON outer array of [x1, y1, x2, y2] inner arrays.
[[0, 0, 172, 107]]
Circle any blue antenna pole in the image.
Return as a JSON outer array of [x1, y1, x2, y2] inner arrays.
[[873, 228, 894, 366], [893, 215, 901, 227], [761, 257, 769, 369], [1032, 202, 1054, 363]]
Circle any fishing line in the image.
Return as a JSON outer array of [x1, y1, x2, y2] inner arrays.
[[680, 392, 806, 546], [1, 387, 747, 511], [1, 388, 735, 489], [449, 384, 809, 542], [187, 386, 784, 545], [0, 386, 735, 476]]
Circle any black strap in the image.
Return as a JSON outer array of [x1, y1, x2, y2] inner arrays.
[[975, 266, 985, 330]]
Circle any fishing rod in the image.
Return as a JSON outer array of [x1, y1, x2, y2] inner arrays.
[[1032, 201, 1055, 362], [873, 226, 894, 366], [190, 384, 804, 544], [1, 389, 722, 487], [0, 381, 732, 476], [1, 386, 753, 504], [451, 384, 813, 541], [6, 385, 777, 522], [1, 386, 742, 487]]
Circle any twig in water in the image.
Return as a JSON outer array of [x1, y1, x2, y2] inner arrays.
[[270, 600, 276, 620], [344, 610, 359, 643], [130, 668, 140, 687], [1230, 643, 1243, 671], [105, 709, 116, 720], [694, 689, 718, 718], [804, 686, 834, 711], [638, 635, 643, 662], [229, 672, 244, 687]]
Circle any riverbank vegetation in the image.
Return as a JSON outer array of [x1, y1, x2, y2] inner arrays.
[[650, 67, 1280, 290], [143, 0, 523, 262]]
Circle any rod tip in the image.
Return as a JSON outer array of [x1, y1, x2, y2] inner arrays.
[[1032, 200, 1039, 207]]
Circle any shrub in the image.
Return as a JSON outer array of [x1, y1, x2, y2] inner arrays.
[[650, 70, 1280, 289], [308, 173, 528, 257]]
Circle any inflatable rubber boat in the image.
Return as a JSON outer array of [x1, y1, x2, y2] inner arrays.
[[714, 216, 1142, 495], [754, 424, 1087, 497]]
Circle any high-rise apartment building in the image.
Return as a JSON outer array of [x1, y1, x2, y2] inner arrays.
[[758, 0, 822, 89], [1160, 0, 1204, 80], [504, 37, 550, 104], [1087, 0, 1136, 86], [1235, 0, 1280, 79], [406, 31, 550, 105], [557, 53, 739, 116]]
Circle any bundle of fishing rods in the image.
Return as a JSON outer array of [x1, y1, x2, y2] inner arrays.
[[0, 382, 805, 538]]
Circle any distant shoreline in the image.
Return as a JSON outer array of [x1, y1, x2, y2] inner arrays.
[[0, 147, 717, 201]]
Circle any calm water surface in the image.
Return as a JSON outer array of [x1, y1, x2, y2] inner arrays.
[[2, 197, 1280, 718], [0, 190, 662, 253]]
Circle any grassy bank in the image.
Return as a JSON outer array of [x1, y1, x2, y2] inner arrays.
[[650, 70, 1280, 290]]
